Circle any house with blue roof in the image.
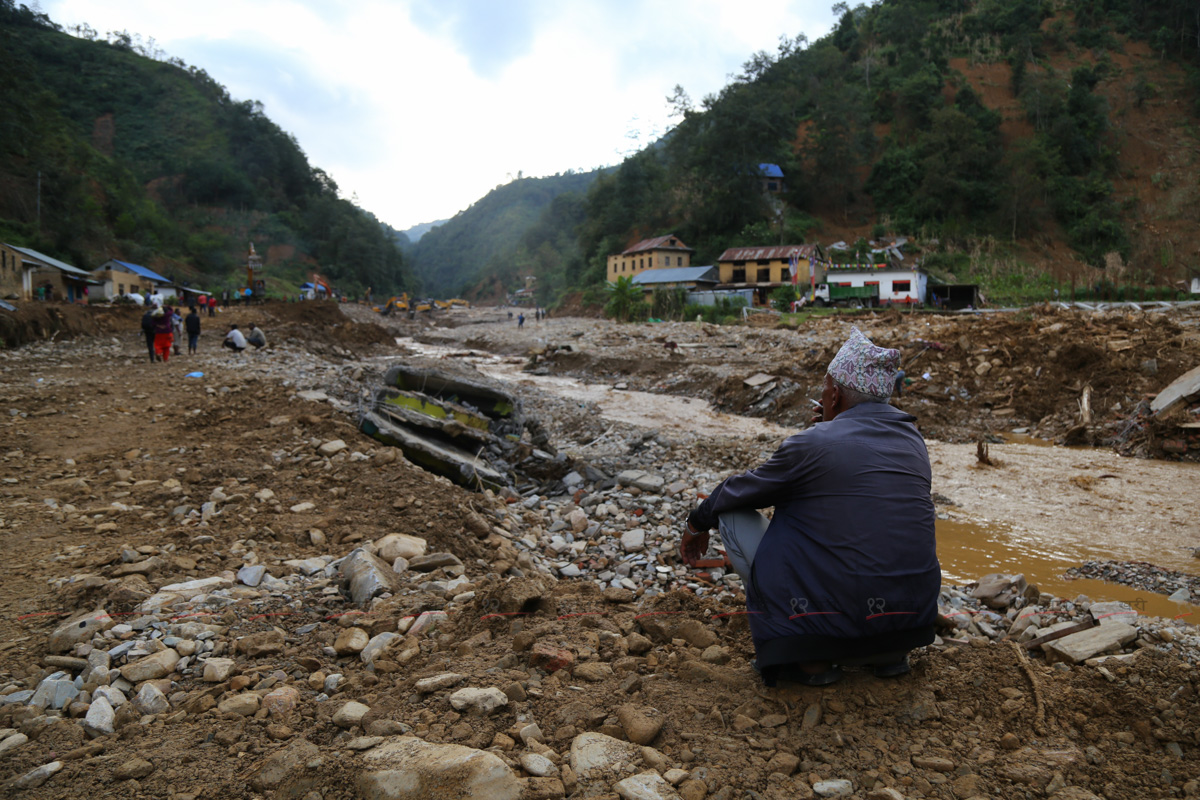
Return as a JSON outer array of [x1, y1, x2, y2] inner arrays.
[[758, 163, 784, 195], [94, 259, 175, 302]]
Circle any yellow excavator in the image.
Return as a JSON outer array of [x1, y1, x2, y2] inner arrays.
[[376, 293, 409, 315]]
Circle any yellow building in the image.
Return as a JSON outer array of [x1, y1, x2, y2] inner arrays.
[[606, 234, 693, 282], [716, 244, 824, 305], [0, 243, 25, 300]]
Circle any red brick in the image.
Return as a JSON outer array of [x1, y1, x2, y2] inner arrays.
[[529, 643, 574, 673]]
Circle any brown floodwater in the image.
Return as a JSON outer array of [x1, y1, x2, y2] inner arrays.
[[937, 518, 1192, 621]]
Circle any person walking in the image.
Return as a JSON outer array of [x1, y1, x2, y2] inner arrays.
[[171, 307, 184, 355], [152, 306, 174, 362], [517, 312, 525, 330], [140, 306, 157, 363], [185, 306, 201, 354]]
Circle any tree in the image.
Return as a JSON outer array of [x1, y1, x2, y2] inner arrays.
[[604, 275, 643, 321]]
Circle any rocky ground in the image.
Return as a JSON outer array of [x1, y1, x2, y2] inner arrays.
[[0, 301, 1198, 800]]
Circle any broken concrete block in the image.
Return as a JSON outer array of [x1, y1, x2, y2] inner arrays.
[[47, 608, 115, 653], [341, 548, 400, 605], [1043, 622, 1137, 664]]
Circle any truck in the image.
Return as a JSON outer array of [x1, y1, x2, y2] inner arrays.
[[807, 282, 879, 308]]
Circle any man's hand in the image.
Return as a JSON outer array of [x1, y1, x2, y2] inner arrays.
[[681, 522, 710, 567], [809, 400, 824, 426]]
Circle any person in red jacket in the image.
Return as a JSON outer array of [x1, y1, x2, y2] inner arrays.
[[152, 306, 174, 362]]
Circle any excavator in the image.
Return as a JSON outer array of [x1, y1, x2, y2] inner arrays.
[[376, 293, 409, 315]]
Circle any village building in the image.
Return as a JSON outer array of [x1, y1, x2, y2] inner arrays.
[[0, 242, 26, 300], [715, 243, 823, 306], [820, 238, 927, 305], [4, 244, 97, 302], [92, 259, 175, 301], [758, 163, 785, 195], [821, 262, 929, 305], [606, 235, 693, 282], [630, 265, 719, 301]]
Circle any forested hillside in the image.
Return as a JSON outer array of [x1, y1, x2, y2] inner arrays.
[[410, 170, 602, 299], [567, 0, 1200, 304], [0, 1, 412, 297]]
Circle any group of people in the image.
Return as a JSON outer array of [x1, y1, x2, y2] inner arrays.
[[140, 305, 202, 363], [221, 323, 267, 354], [139, 303, 266, 362], [512, 307, 548, 329]]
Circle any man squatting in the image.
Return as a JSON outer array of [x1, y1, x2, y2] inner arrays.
[[684, 327, 940, 686]]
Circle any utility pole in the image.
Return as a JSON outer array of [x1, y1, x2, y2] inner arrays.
[[36, 170, 41, 230]]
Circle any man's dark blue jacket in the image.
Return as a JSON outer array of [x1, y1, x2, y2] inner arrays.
[[689, 402, 940, 668]]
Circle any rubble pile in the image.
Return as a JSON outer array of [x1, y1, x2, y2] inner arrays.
[[353, 303, 1200, 460], [0, 302, 1198, 797], [1066, 561, 1200, 604]]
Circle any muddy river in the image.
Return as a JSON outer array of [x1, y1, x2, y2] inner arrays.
[[397, 339, 1200, 618]]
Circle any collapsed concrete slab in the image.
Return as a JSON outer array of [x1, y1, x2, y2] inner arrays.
[[359, 361, 530, 492]]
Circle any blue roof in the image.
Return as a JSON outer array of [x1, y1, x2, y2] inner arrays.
[[631, 266, 718, 285], [110, 259, 170, 283], [758, 163, 784, 179]]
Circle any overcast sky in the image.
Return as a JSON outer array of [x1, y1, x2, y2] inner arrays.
[[41, 1, 838, 233]]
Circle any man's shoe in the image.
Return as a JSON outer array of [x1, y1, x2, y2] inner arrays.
[[778, 664, 844, 686], [784, 666, 843, 686], [872, 659, 911, 678]]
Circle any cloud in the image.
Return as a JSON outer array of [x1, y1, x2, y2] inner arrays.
[[407, 0, 541, 79], [40, 0, 839, 230], [168, 36, 381, 169]]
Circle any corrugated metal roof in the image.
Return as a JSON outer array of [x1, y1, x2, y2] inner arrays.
[[717, 244, 820, 262], [108, 259, 171, 283], [8, 244, 91, 277], [758, 163, 784, 178], [621, 234, 694, 255], [631, 266, 718, 285]]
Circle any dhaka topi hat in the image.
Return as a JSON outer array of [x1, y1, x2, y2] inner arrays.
[[827, 327, 900, 398]]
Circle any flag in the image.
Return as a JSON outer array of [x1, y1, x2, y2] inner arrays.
[[789, 250, 799, 285], [809, 253, 817, 298]]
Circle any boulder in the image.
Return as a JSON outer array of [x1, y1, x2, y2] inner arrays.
[[1043, 623, 1137, 664], [448, 687, 509, 716], [83, 696, 115, 737], [334, 627, 370, 655], [357, 737, 520, 800], [415, 673, 466, 694], [238, 630, 285, 657], [120, 648, 180, 682], [263, 685, 301, 716], [569, 732, 641, 774], [375, 533, 428, 562], [333, 700, 371, 728], [249, 738, 321, 791], [614, 771, 682, 800], [617, 705, 663, 745], [47, 608, 115, 653], [203, 658, 237, 682], [133, 683, 170, 715], [341, 548, 400, 605]]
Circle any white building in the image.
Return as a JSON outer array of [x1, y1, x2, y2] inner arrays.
[[821, 265, 928, 305]]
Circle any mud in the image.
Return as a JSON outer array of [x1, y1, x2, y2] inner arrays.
[[0, 301, 1198, 799]]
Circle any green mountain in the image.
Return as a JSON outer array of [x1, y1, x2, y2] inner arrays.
[[564, 0, 1200, 305], [0, 1, 412, 297], [410, 170, 603, 299], [402, 220, 449, 244]]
